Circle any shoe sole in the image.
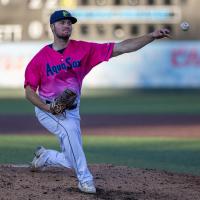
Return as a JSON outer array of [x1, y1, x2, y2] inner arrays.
[[78, 184, 96, 194]]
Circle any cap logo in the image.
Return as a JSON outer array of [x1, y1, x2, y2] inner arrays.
[[63, 11, 69, 17]]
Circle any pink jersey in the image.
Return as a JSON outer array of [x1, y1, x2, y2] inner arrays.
[[24, 40, 114, 100]]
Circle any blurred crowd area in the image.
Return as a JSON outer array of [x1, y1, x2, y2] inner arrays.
[[0, 0, 199, 42], [0, 0, 199, 91]]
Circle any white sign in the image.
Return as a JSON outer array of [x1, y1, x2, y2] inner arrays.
[[0, 41, 200, 89], [84, 41, 200, 88], [0, 42, 45, 87]]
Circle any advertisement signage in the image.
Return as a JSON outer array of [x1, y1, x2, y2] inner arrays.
[[0, 41, 200, 88]]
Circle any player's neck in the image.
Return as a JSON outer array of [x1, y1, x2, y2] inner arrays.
[[52, 38, 70, 51]]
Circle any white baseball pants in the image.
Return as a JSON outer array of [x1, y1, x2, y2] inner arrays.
[[34, 102, 93, 184]]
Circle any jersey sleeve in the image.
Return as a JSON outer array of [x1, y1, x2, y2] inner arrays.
[[24, 56, 41, 91], [83, 42, 114, 76]]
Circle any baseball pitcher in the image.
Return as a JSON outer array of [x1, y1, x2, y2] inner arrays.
[[24, 10, 170, 194]]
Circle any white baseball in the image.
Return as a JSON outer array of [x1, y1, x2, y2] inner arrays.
[[180, 21, 190, 31]]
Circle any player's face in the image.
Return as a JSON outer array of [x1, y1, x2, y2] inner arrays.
[[52, 19, 72, 40]]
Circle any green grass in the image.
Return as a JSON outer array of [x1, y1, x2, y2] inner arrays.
[[1, 89, 200, 114], [1, 135, 200, 176]]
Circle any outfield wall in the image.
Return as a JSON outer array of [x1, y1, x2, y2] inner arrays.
[[0, 41, 200, 89]]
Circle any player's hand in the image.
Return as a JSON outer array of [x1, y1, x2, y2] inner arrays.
[[149, 28, 171, 39]]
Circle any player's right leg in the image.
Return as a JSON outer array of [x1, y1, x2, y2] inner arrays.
[[32, 107, 72, 169], [31, 146, 48, 168], [31, 146, 72, 169]]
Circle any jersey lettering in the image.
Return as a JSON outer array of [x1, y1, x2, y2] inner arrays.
[[46, 56, 81, 76]]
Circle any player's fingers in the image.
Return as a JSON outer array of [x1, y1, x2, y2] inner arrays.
[[159, 30, 165, 35], [161, 28, 170, 32], [160, 29, 169, 35], [159, 29, 171, 38], [164, 34, 172, 39], [163, 29, 170, 34]]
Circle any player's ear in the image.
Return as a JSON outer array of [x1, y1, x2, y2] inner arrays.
[[50, 24, 54, 32]]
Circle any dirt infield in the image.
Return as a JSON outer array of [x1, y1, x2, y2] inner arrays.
[[1, 164, 200, 200], [1, 114, 200, 138]]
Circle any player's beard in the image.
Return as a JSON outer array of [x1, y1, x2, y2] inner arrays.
[[54, 29, 71, 41]]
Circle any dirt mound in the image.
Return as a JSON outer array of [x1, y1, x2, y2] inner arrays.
[[0, 164, 200, 200]]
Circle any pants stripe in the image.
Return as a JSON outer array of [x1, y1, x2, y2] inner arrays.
[[45, 112, 81, 179]]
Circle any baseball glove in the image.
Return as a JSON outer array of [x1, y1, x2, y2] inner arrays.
[[50, 89, 77, 115]]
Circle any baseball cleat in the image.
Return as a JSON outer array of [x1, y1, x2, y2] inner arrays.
[[78, 181, 96, 194], [31, 146, 48, 169]]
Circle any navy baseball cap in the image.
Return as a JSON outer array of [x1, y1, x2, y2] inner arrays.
[[50, 10, 77, 24]]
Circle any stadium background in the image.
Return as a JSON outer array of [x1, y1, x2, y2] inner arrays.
[[0, 0, 200, 176]]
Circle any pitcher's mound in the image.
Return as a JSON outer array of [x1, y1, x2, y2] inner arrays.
[[1, 164, 200, 200]]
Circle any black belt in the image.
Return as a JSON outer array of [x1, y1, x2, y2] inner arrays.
[[45, 100, 77, 110]]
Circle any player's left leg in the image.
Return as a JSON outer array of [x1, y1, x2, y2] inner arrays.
[[57, 114, 94, 184], [58, 115, 96, 193]]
